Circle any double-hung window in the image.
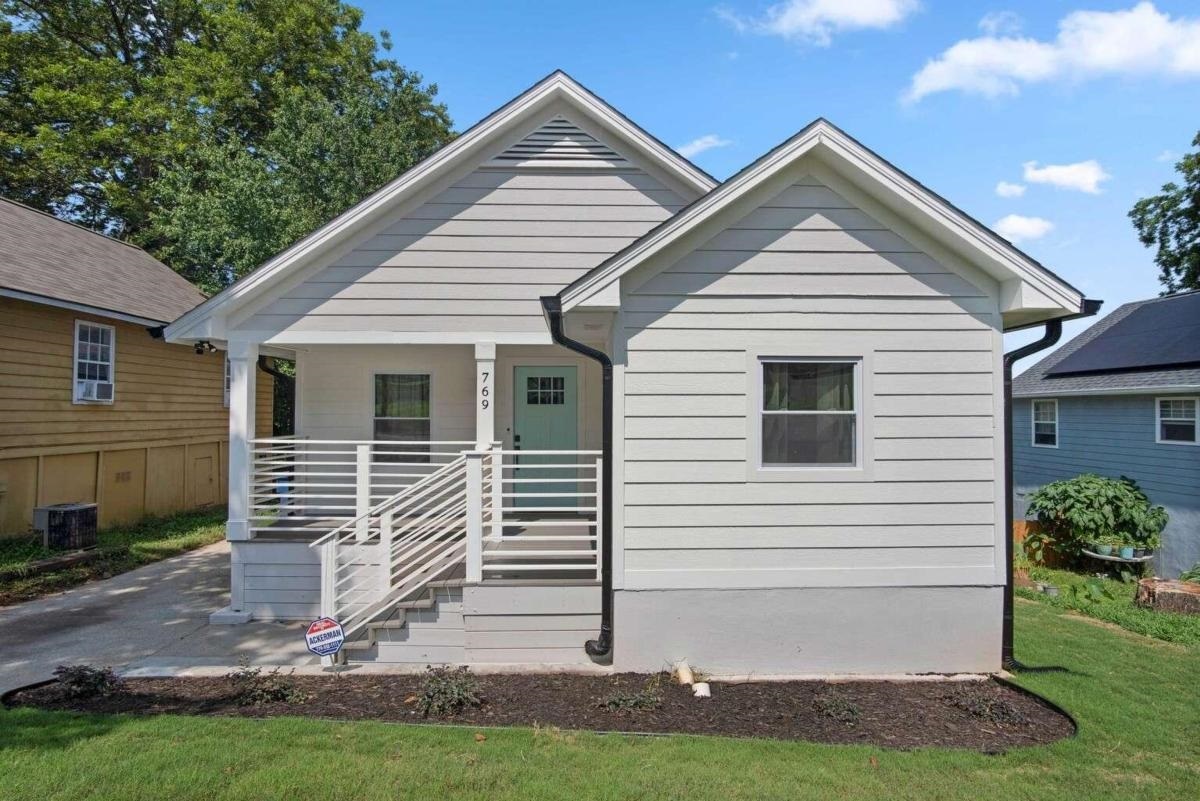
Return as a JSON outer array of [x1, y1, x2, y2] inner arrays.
[[760, 359, 859, 467], [1031, 399, 1058, 448], [73, 321, 115, 404], [373, 374, 431, 462], [1157, 397, 1197, 445]]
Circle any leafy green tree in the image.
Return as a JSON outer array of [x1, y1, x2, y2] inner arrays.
[[152, 80, 451, 292], [1130, 133, 1200, 294], [0, 0, 452, 283]]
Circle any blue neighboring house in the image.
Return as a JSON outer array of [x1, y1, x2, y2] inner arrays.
[[1013, 291, 1200, 578]]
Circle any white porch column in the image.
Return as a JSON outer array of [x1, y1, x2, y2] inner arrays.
[[465, 451, 484, 583], [474, 342, 496, 449], [226, 339, 258, 542]]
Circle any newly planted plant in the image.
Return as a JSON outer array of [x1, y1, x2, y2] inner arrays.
[[600, 673, 664, 713], [226, 658, 310, 706], [813, 692, 860, 724], [418, 665, 482, 717], [53, 665, 123, 699], [944, 684, 1029, 725]]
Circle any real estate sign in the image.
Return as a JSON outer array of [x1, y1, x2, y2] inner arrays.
[[305, 617, 345, 658]]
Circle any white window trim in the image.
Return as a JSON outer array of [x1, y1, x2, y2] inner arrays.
[[72, 319, 116, 405], [1155, 396, 1198, 446], [1030, 398, 1058, 449], [746, 353, 874, 482], [370, 370, 433, 443], [223, 353, 231, 408]]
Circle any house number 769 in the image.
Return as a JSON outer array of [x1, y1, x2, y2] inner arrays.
[[480, 371, 490, 409]]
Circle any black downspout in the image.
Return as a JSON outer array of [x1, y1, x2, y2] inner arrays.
[[1001, 299, 1101, 669], [541, 296, 613, 661], [256, 355, 287, 381]]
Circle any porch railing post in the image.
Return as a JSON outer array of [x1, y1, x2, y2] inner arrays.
[[488, 450, 502, 541], [320, 540, 336, 618], [379, 508, 393, 597], [594, 455, 604, 582], [355, 443, 371, 541], [466, 451, 483, 583]]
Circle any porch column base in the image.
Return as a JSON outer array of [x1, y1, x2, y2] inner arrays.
[[209, 606, 253, 625], [226, 520, 251, 541]]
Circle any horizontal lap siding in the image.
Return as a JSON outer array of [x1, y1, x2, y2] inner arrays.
[[620, 178, 1000, 590], [239, 167, 685, 335]]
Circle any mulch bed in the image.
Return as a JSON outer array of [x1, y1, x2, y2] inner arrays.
[[6, 672, 1074, 752]]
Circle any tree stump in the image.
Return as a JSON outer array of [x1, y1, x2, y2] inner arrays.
[[1135, 578, 1200, 615]]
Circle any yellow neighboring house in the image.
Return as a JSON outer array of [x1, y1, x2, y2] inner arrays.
[[0, 198, 272, 536]]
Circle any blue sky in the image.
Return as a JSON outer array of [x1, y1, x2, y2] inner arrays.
[[359, 0, 1199, 357]]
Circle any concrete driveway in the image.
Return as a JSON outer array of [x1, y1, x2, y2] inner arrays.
[[0, 541, 279, 693]]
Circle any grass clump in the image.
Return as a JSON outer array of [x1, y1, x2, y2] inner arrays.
[[600, 673, 664, 713], [418, 666, 482, 718], [812, 691, 860, 724], [52, 665, 123, 700], [226, 659, 311, 707]]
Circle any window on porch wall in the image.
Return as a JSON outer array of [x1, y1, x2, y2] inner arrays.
[[374, 374, 431, 462]]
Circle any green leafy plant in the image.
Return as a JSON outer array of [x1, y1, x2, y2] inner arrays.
[[600, 673, 665, 713], [1026, 474, 1168, 561], [418, 666, 482, 718], [813, 692, 861, 724], [1067, 579, 1117, 607], [1180, 563, 1200, 584], [53, 665, 123, 699], [225, 658, 311, 707]]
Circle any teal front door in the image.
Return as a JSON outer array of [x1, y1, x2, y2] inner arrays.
[[513, 366, 578, 509]]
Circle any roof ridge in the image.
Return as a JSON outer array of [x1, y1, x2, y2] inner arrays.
[[0, 196, 148, 255]]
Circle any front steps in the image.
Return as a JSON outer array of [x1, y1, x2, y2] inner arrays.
[[341, 580, 466, 664]]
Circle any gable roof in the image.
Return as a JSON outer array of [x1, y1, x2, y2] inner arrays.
[[0, 198, 205, 325], [559, 118, 1086, 327], [1014, 292, 1200, 397], [164, 70, 716, 343]]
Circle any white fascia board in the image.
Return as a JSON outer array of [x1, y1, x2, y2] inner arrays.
[[247, 330, 554, 346], [562, 120, 1083, 316], [162, 71, 714, 345]]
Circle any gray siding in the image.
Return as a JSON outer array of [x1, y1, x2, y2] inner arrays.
[[618, 176, 1003, 591], [238, 125, 687, 336], [1014, 394, 1200, 577]]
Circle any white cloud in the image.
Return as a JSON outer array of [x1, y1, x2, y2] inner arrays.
[[994, 214, 1054, 243], [717, 0, 920, 46], [978, 10, 1022, 37], [1022, 160, 1110, 193], [1156, 149, 1177, 163], [906, 2, 1200, 102], [677, 134, 733, 159], [995, 181, 1026, 198]]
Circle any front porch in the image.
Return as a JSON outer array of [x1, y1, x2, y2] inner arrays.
[[220, 339, 606, 664]]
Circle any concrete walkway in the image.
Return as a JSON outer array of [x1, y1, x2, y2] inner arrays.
[[0, 541, 315, 693]]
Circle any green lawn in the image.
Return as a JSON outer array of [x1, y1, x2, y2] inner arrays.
[[2, 600, 1197, 801], [0, 508, 226, 605], [1019, 565, 1200, 646]]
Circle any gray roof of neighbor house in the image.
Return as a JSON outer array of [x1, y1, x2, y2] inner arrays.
[[1013, 291, 1200, 396], [0, 198, 205, 324]]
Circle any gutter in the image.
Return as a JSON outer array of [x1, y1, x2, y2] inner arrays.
[[540, 296, 614, 662], [1002, 299, 1102, 669]]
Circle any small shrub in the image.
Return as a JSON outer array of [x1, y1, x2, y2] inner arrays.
[[812, 692, 860, 724], [1026, 474, 1168, 562], [600, 673, 664, 713], [1180, 563, 1200, 584], [944, 684, 1029, 725], [53, 665, 123, 699], [418, 665, 482, 717], [225, 658, 310, 707]]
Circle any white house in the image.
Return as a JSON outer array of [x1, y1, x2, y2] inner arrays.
[[165, 72, 1088, 675]]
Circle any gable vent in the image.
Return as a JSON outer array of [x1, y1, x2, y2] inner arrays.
[[486, 117, 630, 169]]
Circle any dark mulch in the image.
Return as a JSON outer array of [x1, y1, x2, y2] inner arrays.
[[7, 672, 1074, 752]]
